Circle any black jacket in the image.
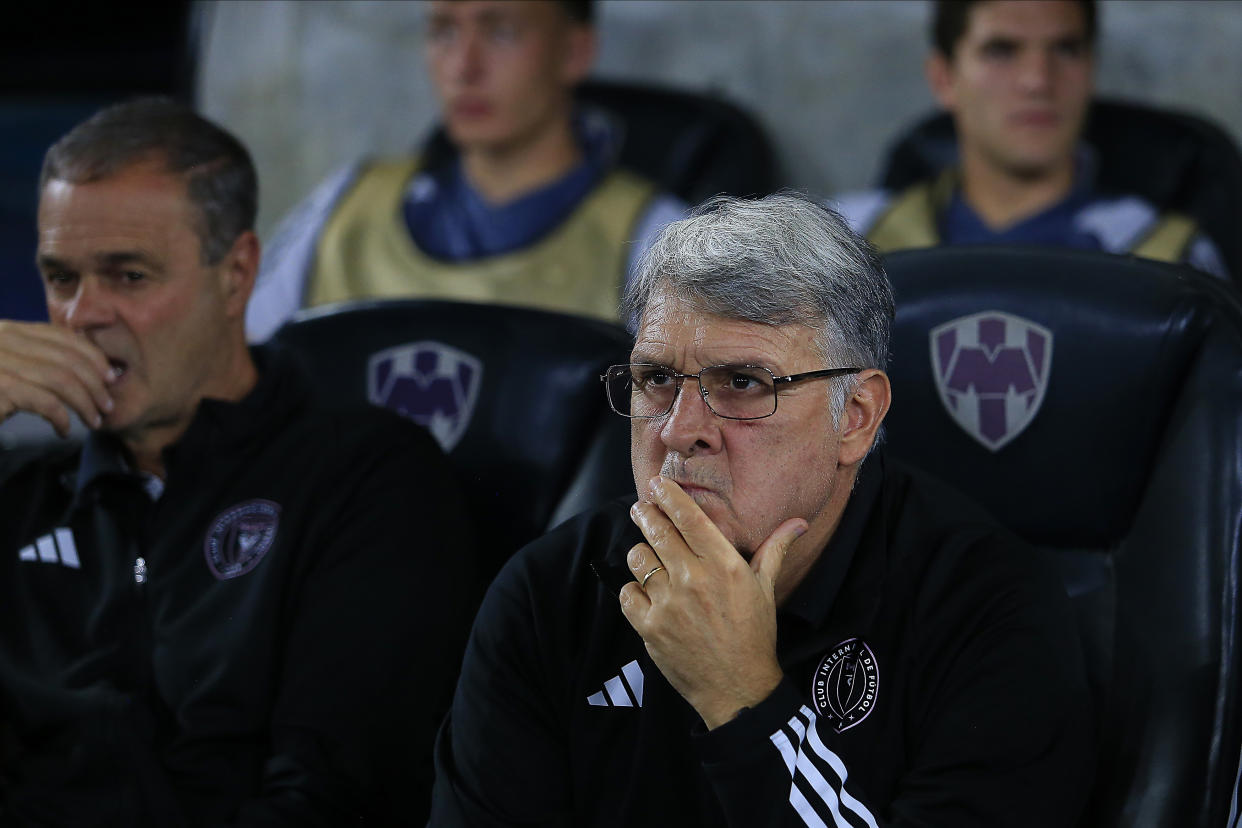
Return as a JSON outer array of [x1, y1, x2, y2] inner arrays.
[[430, 452, 1094, 826], [0, 347, 475, 826]]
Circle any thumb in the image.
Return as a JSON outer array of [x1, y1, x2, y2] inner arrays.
[[752, 517, 808, 592]]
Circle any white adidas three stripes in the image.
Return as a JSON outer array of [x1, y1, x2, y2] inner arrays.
[[17, 528, 80, 569], [771, 705, 878, 828]]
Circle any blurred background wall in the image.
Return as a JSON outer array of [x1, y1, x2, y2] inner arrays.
[[198, 0, 1242, 240]]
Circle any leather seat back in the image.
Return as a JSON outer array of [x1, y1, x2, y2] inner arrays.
[[273, 299, 635, 584], [882, 246, 1242, 826]]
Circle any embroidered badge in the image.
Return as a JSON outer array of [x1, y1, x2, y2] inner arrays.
[[811, 638, 879, 733], [204, 499, 281, 580], [930, 311, 1053, 452], [367, 341, 483, 453]]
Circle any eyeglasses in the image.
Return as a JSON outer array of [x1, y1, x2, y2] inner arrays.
[[601, 363, 862, 421]]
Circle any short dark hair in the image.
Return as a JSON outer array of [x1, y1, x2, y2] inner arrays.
[[40, 97, 257, 265], [931, 0, 1097, 58], [557, 0, 594, 25]]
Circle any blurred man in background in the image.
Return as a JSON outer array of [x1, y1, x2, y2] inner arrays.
[[246, 0, 683, 341], [836, 0, 1227, 278]]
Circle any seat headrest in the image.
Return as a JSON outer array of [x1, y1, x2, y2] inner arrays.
[[882, 246, 1242, 548], [272, 299, 635, 571]]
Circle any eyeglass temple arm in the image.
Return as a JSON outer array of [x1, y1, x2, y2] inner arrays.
[[772, 367, 864, 386]]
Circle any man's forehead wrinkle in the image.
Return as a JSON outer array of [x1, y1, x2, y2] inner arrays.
[[635, 302, 818, 373]]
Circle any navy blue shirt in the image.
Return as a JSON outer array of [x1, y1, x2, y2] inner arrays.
[[403, 112, 614, 262]]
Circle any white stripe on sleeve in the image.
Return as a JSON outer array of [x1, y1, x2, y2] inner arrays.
[[54, 528, 80, 569], [768, 705, 879, 828], [603, 676, 633, 707], [35, 535, 58, 563], [621, 660, 645, 707]]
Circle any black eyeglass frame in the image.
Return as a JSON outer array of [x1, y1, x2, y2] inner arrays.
[[600, 363, 864, 421]]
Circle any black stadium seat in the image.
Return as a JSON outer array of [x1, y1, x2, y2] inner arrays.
[[272, 299, 635, 585], [879, 98, 1242, 282], [420, 78, 779, 205], [881, 245, 1242, 826]]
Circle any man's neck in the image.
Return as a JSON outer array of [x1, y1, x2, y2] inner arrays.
[[460, 115, 582, 205], [958, 151, 1076, 231], [773, 467, 856, 607], [124, 346, 259, 479]]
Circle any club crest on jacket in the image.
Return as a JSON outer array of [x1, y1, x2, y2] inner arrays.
[[204, 499, 281, 580], [811, 638, 879, 733]]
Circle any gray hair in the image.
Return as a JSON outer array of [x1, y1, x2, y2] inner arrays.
[[40, 97, 257, 265], [622, 191, 894, 422]]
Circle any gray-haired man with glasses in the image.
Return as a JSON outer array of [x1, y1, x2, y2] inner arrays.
[[430, 192, 1094, 827]]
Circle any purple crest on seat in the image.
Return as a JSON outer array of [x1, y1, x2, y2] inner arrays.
[[367, 341, 483, 452], [930, 311, 1053, 452]]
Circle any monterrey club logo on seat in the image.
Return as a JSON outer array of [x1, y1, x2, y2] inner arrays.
[[812, 638, 879, 733], [204, 499, 281, 581], [367, 341, 483, 453], [930, 311, 1053, 452]]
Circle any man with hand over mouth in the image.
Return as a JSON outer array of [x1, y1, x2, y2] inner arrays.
[[430, 192, 1093, 827], [0, 98, 473, 825]]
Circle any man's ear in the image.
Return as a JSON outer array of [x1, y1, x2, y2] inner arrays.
[[925, 51, 957, 110], [838, 370, 892, 467], [217, 230, 261, 319]]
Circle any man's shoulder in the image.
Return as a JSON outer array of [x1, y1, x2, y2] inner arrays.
[[876, 457, 1068, 617], [253, 352, 454, 480], [282, 399, 450, 473], [484, 497, 638, 612], [513, 497, 637, 578]]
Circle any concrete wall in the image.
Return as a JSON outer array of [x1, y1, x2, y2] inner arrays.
[[197, 0, 1242, 240]]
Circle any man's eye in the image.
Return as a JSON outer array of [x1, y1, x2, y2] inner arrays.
[[122, 271, 146, 283], [486, 22, 519, 42], [44, 271, 75, 288], [980, 40, 1017, 59], [720, 370, 772, 393], [1052, 39, 1086, 59], [634, 369, 673, 388], [426, 22, 456, 44]]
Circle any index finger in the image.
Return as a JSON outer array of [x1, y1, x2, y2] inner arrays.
[[0, 325, 116, 417], [645, 476, 736, 563], [22, 325, 114, 379]]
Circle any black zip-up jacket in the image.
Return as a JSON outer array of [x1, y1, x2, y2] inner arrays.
[[430, 453, 1095, 826], [0, 347, 475, 826]]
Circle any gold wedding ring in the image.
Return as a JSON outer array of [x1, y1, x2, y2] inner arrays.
[[640, 565, 666, 588]]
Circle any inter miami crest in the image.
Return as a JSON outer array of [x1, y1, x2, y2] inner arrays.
[[811, 638, 879, 733], [368, 341, 483, 453], [930, 311, 1053, 452], [204, 499, 281, 581]]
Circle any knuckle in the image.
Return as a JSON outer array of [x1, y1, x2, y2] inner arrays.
[[647, 522, 676, 548]]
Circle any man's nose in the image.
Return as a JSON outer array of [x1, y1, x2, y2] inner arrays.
[[1017, 48, 1055, 94], [659, 379, 722, 456], [449, 30, 486, 83], [60, 278, 115, 331]]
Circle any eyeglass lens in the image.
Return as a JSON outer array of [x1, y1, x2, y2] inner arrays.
[[606, 365, 777, 419]]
